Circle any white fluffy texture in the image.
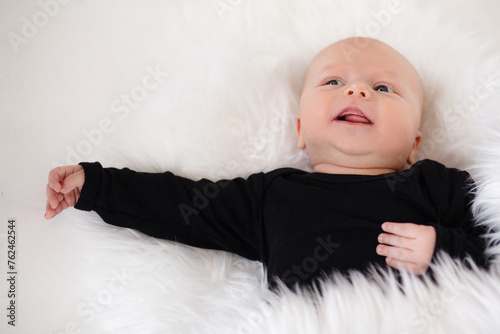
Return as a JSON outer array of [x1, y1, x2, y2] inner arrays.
[[1, 0, 500, 333]]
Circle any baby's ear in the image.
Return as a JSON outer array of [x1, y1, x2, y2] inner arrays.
[[296, 116, 306, 149], [407, 130, 422, 165]]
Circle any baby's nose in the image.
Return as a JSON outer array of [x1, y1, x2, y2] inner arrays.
[[344, 82, 370, 98], [347, 90, 366, 97]]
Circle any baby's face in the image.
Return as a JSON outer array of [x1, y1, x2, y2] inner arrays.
[[298, 38, 423, 174]]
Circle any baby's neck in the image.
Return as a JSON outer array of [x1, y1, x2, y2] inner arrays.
[[312, 163, 398, 176]]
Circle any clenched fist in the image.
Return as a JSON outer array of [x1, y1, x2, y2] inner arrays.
[[44, 165, 85, 219]]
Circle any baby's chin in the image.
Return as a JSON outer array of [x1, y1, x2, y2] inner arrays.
[[311, 163, 399, 175], [310, 155, 411, 175]]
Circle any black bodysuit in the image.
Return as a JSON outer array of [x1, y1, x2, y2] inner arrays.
[[75, 159, 488, 289]]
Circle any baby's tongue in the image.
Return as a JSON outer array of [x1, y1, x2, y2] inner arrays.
[[344, 114, 371, 124]]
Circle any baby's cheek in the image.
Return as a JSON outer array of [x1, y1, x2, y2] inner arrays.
[[379, 122, 415, 164], [393, 118, 414, 143]]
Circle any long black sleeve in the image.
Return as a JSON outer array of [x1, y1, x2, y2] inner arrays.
[[425, 163, 489, 268], [75, 162, 267, 261]]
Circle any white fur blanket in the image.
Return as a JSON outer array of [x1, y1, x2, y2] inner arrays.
[[1, 0, 500, 333]]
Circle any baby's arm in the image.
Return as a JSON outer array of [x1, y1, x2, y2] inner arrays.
[[44, 162, 266, 261], [45, 165, 85, 219], [376, 222, 436, 275]]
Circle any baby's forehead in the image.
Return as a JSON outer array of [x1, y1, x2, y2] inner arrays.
[[311, 39, 407, 72], [308, 39, 421, 83]]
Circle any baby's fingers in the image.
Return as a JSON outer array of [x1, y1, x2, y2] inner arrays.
[[44, 199, 69, 219], [378, 232, 406, 248], [45, 165, 84, 220], [48, 165, 84, 192], [48, 166, 66, 192], [44, 202, 56, 219], [376, 244, 415, 263], [381, 222, 419, 238], [64, 187, 80, 207], [46, 184, 60, 209], [60, 168, 84, 194]]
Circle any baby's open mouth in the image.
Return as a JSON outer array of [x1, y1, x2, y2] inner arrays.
[[335, 108, 372, 124]]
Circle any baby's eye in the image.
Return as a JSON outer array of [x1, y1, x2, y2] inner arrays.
[[325, 79, 344, 86], [374, 85, 394, 93]]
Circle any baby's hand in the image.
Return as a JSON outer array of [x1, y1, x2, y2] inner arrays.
[[44, 165, 85, 219], [376, 222, 436, 275]]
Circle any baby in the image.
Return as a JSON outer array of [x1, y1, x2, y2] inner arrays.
[[44, 37, 488, 289]]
